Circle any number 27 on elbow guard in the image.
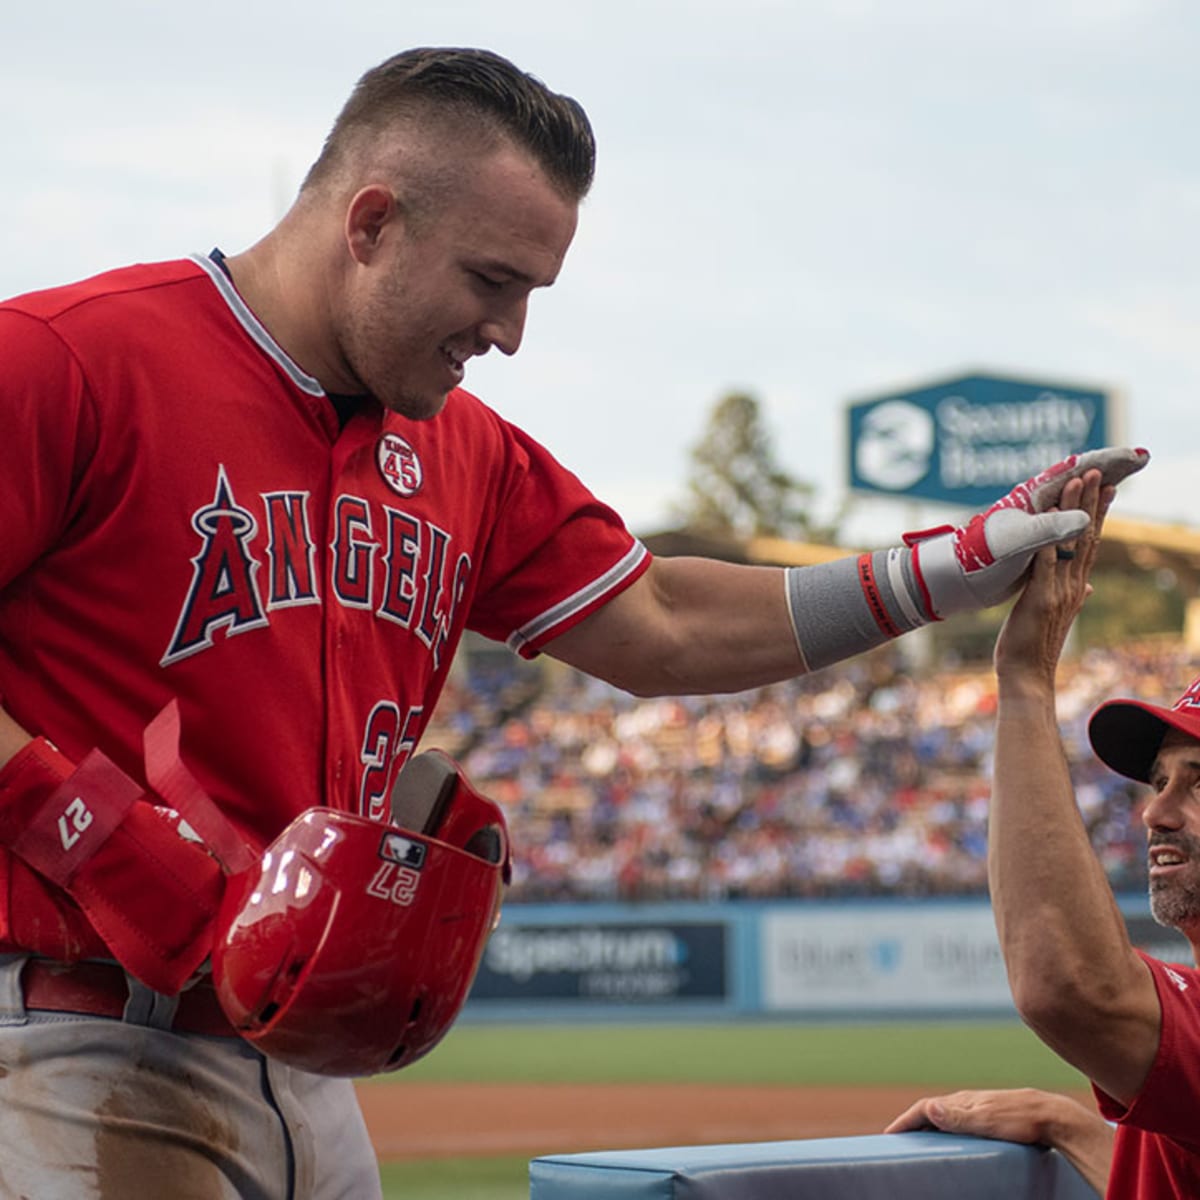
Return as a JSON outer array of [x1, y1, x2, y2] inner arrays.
[[58, 796, 94, 850]]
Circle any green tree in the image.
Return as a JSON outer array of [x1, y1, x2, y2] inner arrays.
[[673, 391, 834, 541]]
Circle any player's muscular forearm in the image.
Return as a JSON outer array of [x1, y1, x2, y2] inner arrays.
[[991, 680, 1157, 1101], [547, 557, 805, 696]]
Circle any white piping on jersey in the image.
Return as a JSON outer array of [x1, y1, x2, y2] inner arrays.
[[506, 541, 650, 655], [189, 252, 326, 398]]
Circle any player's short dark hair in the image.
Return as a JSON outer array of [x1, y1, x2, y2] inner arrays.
[[302, 47, 596, 201]]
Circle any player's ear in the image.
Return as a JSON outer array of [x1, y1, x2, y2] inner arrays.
[[345, 185, 397, 264]]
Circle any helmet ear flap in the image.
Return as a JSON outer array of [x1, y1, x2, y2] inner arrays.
[[392, 750, 511, 881], [389, 750, 459, 834], [215, 864, 340, 1039]]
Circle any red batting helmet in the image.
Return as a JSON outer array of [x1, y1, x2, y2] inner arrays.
[[210, 751, 510, 1077]]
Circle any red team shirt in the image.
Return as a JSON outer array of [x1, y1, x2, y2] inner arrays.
[[0, 253, 649, 959], [1095, 951, 1200, 1198]]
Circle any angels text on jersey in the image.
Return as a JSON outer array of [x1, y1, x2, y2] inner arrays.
[[162, 465, 471, 671]]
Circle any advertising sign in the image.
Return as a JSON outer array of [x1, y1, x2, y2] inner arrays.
[[847, 371, 1115, 509], [762, 906, 1013, 1012], [471, 921, 728, 1003], [763, 902, 1179, 1015]]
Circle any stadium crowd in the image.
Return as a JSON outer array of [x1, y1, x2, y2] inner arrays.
[[423, 639, 1192, 903]]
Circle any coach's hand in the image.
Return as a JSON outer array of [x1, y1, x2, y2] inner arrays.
[[885, 1087, 1113, 1195]]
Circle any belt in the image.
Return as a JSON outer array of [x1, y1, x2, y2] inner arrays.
[[21, 958, 237, 1038]]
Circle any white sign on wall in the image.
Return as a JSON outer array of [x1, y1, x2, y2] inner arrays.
[[762, 906, 1015, 1013]]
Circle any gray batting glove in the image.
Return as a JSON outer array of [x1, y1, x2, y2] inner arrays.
[[899, 446, 1149, 620]]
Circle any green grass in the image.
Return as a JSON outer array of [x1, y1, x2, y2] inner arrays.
[[373, 1019, 1087, 1199], [374, 1018, 1087, 1089], [379, 1154, 529, 1200]]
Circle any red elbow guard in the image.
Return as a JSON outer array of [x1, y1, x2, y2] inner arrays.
[[0, 738, 225, 995]]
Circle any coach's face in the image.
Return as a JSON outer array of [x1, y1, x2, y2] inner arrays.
[[1144, 729, 1200, 932], [338, 141, 577, 420]]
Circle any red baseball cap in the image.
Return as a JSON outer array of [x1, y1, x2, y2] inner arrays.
[[1088, 675, 1200, 783]]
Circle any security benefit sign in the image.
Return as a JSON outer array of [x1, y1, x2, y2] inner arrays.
[[471, 921, 727, 1003], [763, 905, 1014, 1014], [847, 372, 1114, 509]]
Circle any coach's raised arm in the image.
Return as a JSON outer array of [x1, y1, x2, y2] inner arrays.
[[988, 466, 1200, 1197]]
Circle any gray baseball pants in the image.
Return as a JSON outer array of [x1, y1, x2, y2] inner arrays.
[[0, 955, 385, 1199]]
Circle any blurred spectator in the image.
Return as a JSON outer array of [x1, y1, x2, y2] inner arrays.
[[420, 639, 1188, 903]]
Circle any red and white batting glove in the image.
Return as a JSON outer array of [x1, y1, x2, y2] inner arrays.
[[898, 446, 1150, 620], [785, 446, 1149, 672]]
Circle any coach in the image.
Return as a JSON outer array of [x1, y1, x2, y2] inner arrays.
[[988, 466, 1200, 1196]]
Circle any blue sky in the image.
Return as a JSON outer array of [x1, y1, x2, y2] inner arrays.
[[4, 0, 1197, 542]]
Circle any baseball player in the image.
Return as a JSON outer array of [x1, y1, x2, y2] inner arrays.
[[0, 46, 1147, 1200]]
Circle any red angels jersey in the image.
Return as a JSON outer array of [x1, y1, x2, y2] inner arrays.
[[0, 255, 649, 952], [1095, 952, 1200, 1197]]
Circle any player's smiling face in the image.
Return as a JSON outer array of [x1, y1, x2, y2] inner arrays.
[[340, 143, 578, 420]]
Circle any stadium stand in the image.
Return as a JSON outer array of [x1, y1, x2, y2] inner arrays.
[[420, 637, 1190, 904]]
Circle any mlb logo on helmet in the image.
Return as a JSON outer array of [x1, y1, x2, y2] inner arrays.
[[380, 830, 426, 870]]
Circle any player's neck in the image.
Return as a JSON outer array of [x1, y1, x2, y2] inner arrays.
[[225, 226, 359, 397]]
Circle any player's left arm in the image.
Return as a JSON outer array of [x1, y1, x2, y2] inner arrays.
[[544, 555, 803, 696], [545, 448, 1149, 697]]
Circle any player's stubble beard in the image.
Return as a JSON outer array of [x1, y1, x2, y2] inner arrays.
[[339, 336, 450, 423], [336, 269, 452, 422]]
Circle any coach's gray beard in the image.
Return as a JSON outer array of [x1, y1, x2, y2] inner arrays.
[[1149, 876, 1200, 930]]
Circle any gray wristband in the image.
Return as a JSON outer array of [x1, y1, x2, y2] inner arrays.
[[784, 550, 929, 672]]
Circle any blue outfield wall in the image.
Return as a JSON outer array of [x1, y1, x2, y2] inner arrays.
[[461, 893, 1185, 1024]]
